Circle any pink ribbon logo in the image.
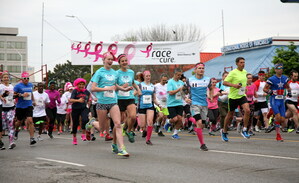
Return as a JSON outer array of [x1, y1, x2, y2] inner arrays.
[[123, 44, 136, 65], [140, 43, 153, 58]]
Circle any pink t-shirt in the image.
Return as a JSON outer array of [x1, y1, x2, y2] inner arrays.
[[246, 84, 257, 104], [207, 88, 220, 109]]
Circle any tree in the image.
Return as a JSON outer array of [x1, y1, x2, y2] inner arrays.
[[271, 42, 299, 76], [48, 60, 91, 89], [112, 24, 204, 81]]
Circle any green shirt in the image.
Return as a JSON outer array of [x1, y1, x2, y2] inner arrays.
[[224, 68, 247, 99]]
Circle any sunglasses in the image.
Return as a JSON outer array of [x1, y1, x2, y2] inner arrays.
[[275, 66, 283, 70], [23, 77, 29, 80]]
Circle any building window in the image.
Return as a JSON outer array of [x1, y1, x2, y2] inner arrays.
[[7, 53, 26, 61], [7, 65, 26, 73], [0, 41, 4, 48], [0, 53, 4, 60], [7, 41, 26, 49]]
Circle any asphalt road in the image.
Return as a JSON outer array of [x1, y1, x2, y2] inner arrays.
[[1, 129, 299, 183]]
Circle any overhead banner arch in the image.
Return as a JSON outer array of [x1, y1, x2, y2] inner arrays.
[[71, 41, 200, 65]]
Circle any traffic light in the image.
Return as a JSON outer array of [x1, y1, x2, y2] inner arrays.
[[281, 0, 299, 3]]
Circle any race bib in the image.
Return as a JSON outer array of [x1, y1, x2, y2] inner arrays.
[[37, 98, 44, 106], [118, 90, 130, 97], [5, 95, 13, 105], [175, 92, 182, 100], [275, 95, 284, 100], [238, 87, 246, 95], [292, 90, 298, 97], [160, 98, 167, 107], [104, 86, 115, 98], [23, 93, 31, 100], [143, 95, 152, 104]]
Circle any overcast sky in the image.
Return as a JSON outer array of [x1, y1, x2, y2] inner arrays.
[[0, 0, 298, 81]]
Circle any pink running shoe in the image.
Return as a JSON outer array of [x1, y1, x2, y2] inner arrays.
[[73, 137, 77, 145], [81, 134, 87, 141], [100, 132, 105, 138]]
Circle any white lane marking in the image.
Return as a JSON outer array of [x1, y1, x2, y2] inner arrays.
[[209, 150, 299, 160], [36, 157, 86, 167]]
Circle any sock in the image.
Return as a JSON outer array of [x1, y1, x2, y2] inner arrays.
[[274, 121, 281, 134], [195, 128, 205, 145], [146, 126, 153, 141], [173, 129, 178, 135], [189, 117, 196, 125]]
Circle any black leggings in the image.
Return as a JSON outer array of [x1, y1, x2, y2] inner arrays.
[[56, 114, 66, 125], [46, 107, 57, 135], [208, 108, 219, 125], [71, 107, 89, 134]]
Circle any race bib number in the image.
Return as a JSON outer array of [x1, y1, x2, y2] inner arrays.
[[23, 93, 31, 100], [104, 86, 115, 98], [5, 96, 13, 105], [238, 87, 246, 95], [118, 90, 130, 97], [175, 92, 182, 100], [142, 95, 152, 104], [160, 98, 167, 107], [292, 90, 298, 97], [275, 95, 284, 100]]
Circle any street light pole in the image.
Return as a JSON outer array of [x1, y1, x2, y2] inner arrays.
[[66, 15, 93, 74]]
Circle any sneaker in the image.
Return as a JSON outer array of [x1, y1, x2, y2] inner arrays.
[[30, 138, 37, 145], [105, 134, 113, 141], [48, 134, 54, 139], [208, 132, 215, 136], [296, 127, 299, 134], [241, 130, 250, 139], [255, 126, 261, 132], [157, 131, 165, 136], [99, 132, 105, 138], [81, 134, 87, 141], [118, 147, 129, 157], [171, 134, 180, 139], [86, 131, 91, 141], [200, 144, 208, 151], [91, 134, 96, 141], [85, 117, 95, 130], [37, 135, 43, 141], [281, 128, 288, 133], [164, 123, 171, 131], [248, 131, 255, 136], [0, 141, 5, 150], [8, 143, 16, 149], [126, 131, 135, 143], [142, 130, 147, 138], [287, 129, 295, 133], [146, 140, 153, 145], [73, 137, 77, 145], [167, 127, 172, 133], [276, 133, 284, 142], [265, 126, 275, 133], [111, 144, 119, 154], [220, 129, 229, 142]]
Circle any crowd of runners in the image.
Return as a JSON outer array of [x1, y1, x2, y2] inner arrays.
[[0, 53, 298, 157]]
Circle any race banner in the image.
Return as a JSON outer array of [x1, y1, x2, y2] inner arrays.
[[71, 41, 200, 65]]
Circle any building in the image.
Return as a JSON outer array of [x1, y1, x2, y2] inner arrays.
[[184, 37, 299, 79], [0, 27, 34, 83]]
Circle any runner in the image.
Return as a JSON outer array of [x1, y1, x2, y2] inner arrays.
[[207, 78, 221, 136], [167, 68, 185, 139], [263, 63, 291, 141], [13, 71, 36, 145], [138, 70, 161, 145], [0, 72, 15, 149], [116, 54, 141, 143], [56, 88, 67, 135], [154, 73, 169, 137], [63, 82, 73, 133], [45, 81, 61, 139], [186, 62, 210, 151], [220, 57, 251, 142], [91, 52, 130, 156], [216, 72, 229, 130], [69, 78, 91, 145], [32, 82, 50, 141]]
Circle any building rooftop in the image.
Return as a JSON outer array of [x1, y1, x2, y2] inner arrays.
[[0, 27, 18, 36]]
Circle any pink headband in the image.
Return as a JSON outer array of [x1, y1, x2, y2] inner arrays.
[[21, 71, 30, 78], [117, 54, 126, 62], [195, 63, 205, 68], [103, 52, 116, 61], [143, 70, 151, 75]]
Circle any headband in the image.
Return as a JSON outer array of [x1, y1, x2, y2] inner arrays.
[[274, 63, 283, 69]]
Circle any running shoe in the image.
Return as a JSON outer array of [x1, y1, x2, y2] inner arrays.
[[86, 117, 96, 130], [248, 131, 255, 136], [157, 131, 165, 136], [208, 132, 215, 136], [164, 123, 171, 131], [146, 140, 153, 145], [118, 147, 129, 157], [265, 126, 275, 133], [81, 134, 87, 141], [99, 132, 105, 138], [167, 126, 172, 133], [276, 133, 284, 142], [288, 129, 295, 133], [105, 134, 113, 141], [0, 141, 5, 150], [86, 130, 91, 141], [296, 127, 299, 134], [200, 144, 208, 151], [281, 128, 288, 133], [111, 144, 119, 154], [255, 126, 261, 132], [91, 134, 96, 141], [73, 137, 77, 145], [48, 134, 54, 139], [171, 134, 180, 139], [126, 131, 135, 143], [142, 130, 147, 138], [220, 129, 229, 142], [30, 138, 37, 145], [241, 130, 250, 139], [37, 135, 43, 141], [8, 142, 16, 149]]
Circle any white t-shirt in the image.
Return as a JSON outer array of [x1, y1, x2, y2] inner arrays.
[[0, 84, 15, 108], [286, 81, 299, 102], [63, 91, 72, 109], [155, 83, 168, 108], [33, 91, 50, 117], [57, 94, 68, 114]]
